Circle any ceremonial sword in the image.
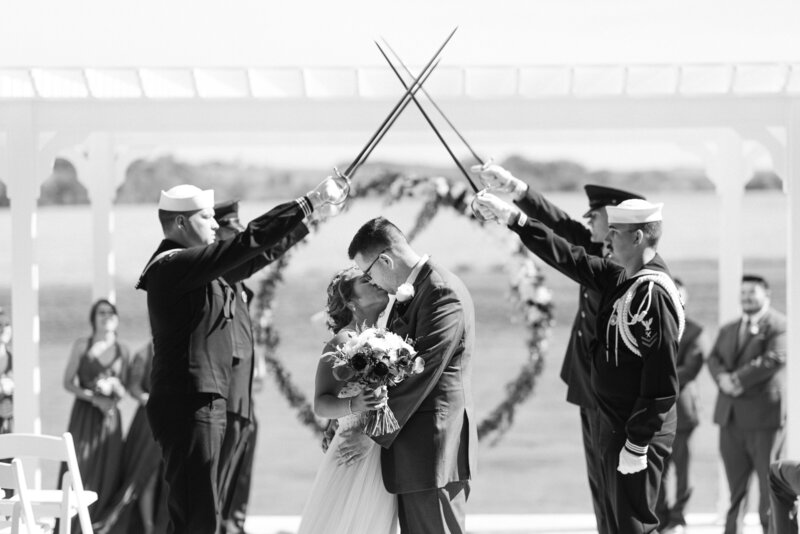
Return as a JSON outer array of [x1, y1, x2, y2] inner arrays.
[[329, 27, 458, 203]]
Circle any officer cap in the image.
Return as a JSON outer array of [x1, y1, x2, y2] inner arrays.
[[606, 199, 663, 224], [158, 184, 214, 212], [583, 185, 645, 217], [213, 199, 245, 231]]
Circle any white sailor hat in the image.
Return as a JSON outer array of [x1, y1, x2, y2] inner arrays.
[[158, 184, 214, 212], [606, 199, 663, 224]]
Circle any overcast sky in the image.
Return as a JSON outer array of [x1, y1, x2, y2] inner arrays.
[[2, 0, 797, 170]]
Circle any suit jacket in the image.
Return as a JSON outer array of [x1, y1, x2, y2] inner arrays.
[[675, 318, 704, 431], [707, 307, 787, 430], [373, 260, 477, 494], [516, 189, 603, 409]]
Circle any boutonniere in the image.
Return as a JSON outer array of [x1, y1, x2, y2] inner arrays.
[[748, 321, 760, 336], [395, 283, 415, 303]]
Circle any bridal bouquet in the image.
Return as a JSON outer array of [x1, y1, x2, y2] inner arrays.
[[329, 326, 423, 437]]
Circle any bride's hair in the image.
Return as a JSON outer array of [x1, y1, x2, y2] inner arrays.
[[325, 267, 361, 333]]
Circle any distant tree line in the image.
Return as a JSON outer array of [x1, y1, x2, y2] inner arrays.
[[0, 153, 783, 207]]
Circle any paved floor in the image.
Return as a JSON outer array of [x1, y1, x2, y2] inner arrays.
[[243, 513, 765, 534]]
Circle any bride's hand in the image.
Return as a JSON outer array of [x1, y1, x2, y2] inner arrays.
[[349, 388, 386, 413]]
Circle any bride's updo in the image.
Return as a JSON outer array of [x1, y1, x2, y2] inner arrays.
[[325, 267, 361, 333]]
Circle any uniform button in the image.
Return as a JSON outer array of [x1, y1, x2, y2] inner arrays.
[[581, 311, 586, 318], [577, 331, 583, 337], [584, 292, 588, 298]]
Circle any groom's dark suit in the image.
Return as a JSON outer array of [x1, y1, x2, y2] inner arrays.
[[374, 259, 477, 533]]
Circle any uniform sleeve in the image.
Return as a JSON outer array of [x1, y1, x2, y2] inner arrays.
[[509, 217, 620, 294], [515, 188, 595, 249], [734, 313, 786, 390], [625, 285, 680, 447], [154, 200, 306, 293], [372, 284, 466, 449], [223, 222, 309, 283]]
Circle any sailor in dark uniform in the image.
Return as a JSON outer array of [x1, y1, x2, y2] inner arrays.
[[137, 178, 344, 534], [473, 193, 683, 534], [213, 199, 307, 534], [473, 163, 643, 533]]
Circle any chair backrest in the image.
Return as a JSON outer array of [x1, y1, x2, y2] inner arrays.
[[0, 458, 38, 534], [0, 432, 92, 532]]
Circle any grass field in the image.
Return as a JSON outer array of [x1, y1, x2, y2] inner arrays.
[[0, 191, 788, 515]]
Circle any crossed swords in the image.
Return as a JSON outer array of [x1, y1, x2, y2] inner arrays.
[[330, 27, 489, 213]]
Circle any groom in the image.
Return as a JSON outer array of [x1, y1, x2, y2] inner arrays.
[[347, 217, 477, 534]]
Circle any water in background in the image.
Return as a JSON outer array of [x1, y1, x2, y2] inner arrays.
[[0, 190, 788, 288]]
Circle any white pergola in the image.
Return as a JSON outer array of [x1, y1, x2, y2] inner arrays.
[[2, 62, 800, 455]]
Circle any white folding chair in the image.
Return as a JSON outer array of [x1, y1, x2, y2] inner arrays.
[[0, 458, 39, 534], [0, 432, 97, 534]]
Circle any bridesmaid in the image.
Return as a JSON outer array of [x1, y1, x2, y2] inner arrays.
[[0, 307, 13, 434], [62, 298, 129, 531]]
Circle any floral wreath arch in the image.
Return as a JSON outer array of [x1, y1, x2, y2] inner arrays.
[[252, 173, 554, 447]]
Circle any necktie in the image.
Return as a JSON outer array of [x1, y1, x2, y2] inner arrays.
[[738, 316, 752, 349]]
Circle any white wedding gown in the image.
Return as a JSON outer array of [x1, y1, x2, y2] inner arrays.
[[297, 389, 398, 534]]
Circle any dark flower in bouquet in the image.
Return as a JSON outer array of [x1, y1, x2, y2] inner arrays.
[[328, 326, 423, 436]]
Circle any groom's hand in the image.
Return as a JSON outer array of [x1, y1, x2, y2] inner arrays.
[[335, 428, 372, 466]]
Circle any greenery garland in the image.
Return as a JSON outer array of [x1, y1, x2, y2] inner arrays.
[[252, 173, 554, 448]]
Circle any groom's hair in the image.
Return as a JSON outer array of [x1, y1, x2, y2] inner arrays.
[[348, 217, 409, 259]]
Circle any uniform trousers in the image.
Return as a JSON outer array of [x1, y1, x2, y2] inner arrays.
[[656, 426, 695, 528], [218, 414, 257, 533], [768, 459, 800, 534], [580, 406, 608, 534], [397, 481, 469, 534], [720, 424, 785, 534], [147, 393, 227, 534], [597, 415, 674, 534]]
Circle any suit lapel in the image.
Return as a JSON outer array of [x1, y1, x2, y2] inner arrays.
[[388, 262, 434, 334]]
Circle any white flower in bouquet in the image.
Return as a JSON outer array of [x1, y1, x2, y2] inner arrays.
[[94, 376, 124, 398], [533, 286, 553, 305]]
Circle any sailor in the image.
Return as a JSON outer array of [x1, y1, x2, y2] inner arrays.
[[137, 177, 344, 534], [473, 193, 683, 534]]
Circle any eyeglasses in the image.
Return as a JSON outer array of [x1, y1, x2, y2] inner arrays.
[[363, 248, 388, 282]]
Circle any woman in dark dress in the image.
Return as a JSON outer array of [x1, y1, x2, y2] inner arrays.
[[95, 341, 168, 534], [62, 298, 129, 531], [0, 308, 13, 434]]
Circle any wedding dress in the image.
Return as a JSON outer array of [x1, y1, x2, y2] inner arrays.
[[297, 383, 398, 534]]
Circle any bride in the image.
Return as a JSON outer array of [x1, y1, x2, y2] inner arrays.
[[297, 267, 399, 534]]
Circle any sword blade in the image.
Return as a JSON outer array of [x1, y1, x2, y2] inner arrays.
[[342, 27, 458, 179], [381, 37, 484, 166], [375, 41, 478, 193]]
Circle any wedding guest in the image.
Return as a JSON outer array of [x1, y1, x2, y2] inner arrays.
[[708, 274, 786, 534], [656, 278, 705, 534], [214, 199, 308, 534], [136, 177, 345, 533], [473, 162, 644, 534], [474, 194, 683, 534], [62, 298, 130, 532], [0, 307, 13, 434], [94, 341, 169, 534]]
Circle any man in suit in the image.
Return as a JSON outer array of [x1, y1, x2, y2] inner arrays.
[[708, 274, 787, 534], [656, 278, 705, 534], [137, 178, 344, 534], [472, 162, 644, 533], [345, 216, 477, 534], [474, 194, 683, 534], [213, 200, 308, 534]]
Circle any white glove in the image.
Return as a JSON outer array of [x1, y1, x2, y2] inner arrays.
[[307, 175, 348, 210], [470, 162, 527, 197], [617, 445, 648, 475], [472, 191, 521, 225]]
